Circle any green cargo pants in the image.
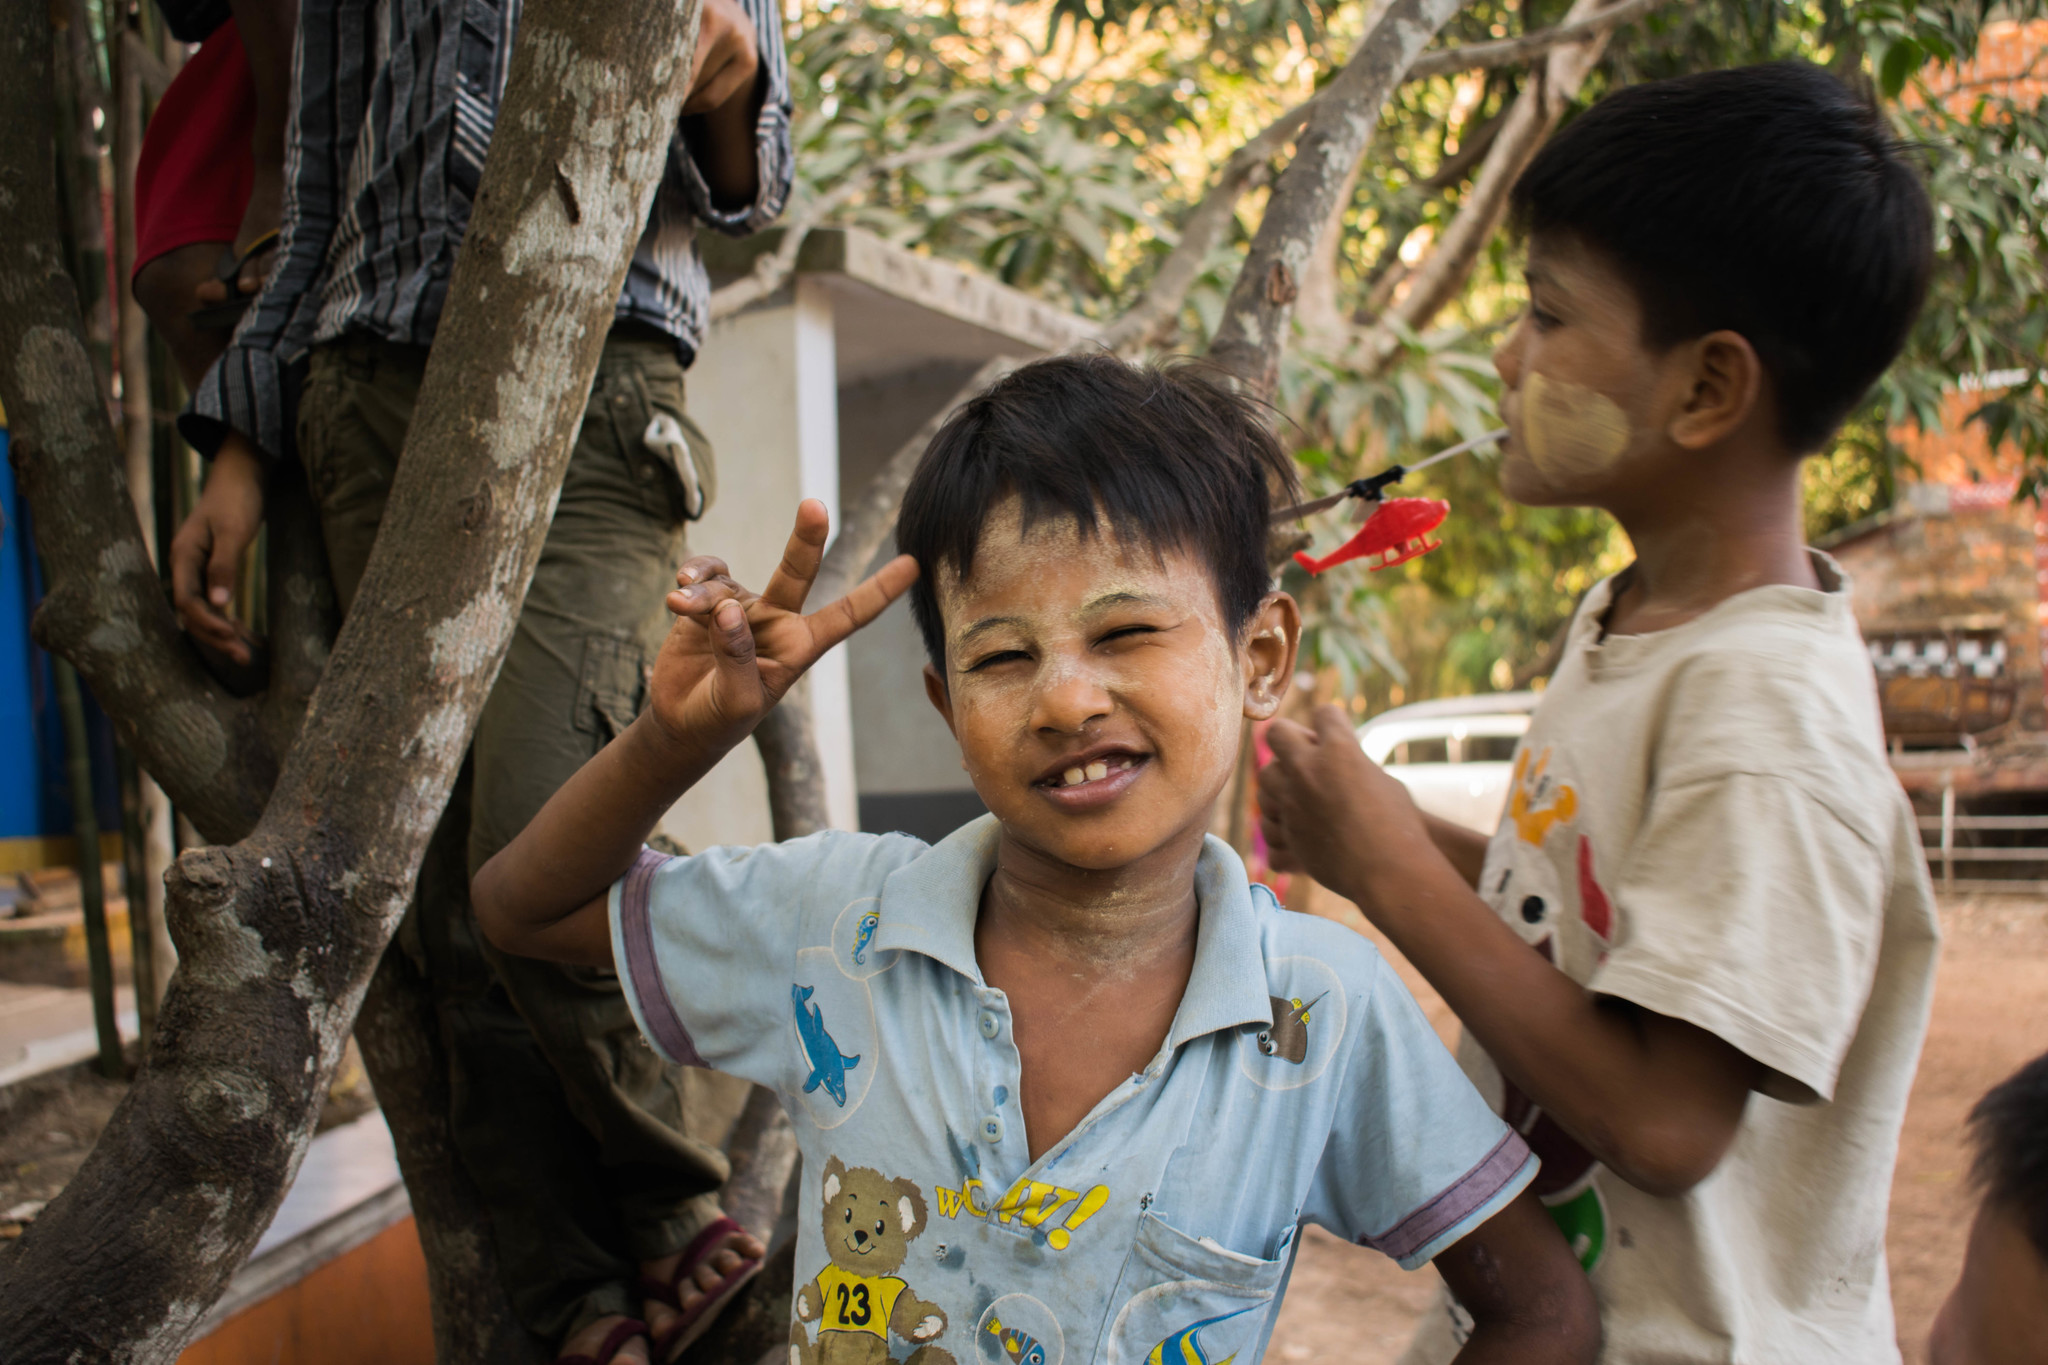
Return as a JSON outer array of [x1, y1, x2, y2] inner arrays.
[[298, 326, 725, 1344]]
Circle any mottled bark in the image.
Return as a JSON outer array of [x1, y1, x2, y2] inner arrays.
[[358, 945, 547, 1364], [1350, 0, 1672, 376], [1406, 0, 1678, 81], [720, 1083, 802, 1245], [0, 0, 703, 1359], [1100, 102, 1314, 355], [1205, 0, 1468, 394], [753, 694, 834, 844], [5, 5, 274, 845]]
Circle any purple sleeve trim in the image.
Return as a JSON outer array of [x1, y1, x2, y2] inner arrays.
[[618, 847, 707, 1068], [1359, 1131, 1534, 1263]]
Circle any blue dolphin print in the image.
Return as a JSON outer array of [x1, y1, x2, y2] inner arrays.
[[793, 983, 861, 1106]]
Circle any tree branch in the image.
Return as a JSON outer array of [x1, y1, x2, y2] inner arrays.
[[1098, 97, 1321, 354], [1205, 0, 1470, 393], [2, 6, 275, 844], [1406, 0, 1683, 82], [1351, 0, 1651, 376], [0, 0, 706, 1356]]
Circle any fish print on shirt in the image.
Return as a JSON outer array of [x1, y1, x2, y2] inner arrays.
[[1146, 1305, 1260, 1365]]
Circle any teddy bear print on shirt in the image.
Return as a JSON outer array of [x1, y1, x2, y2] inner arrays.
[[793, 1156, 954, 1365]]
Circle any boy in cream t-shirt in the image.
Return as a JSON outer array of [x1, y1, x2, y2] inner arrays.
[[1258, 64, 1941, 1362]]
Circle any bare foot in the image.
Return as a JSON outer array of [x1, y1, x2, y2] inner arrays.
[[643, 1226, 768, 1361], [558, 1314, 652, 1365]]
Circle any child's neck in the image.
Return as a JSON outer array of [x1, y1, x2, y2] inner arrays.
[[1605, 438, 1817, 637], [973, 824, 1207, 1163], [977, 825, 1205, 972]]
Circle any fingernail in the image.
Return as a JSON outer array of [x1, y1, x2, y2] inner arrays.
[[210, 588, 230, 605], [717, 600, 744, 630]]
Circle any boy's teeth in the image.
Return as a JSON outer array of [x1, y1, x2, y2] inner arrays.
[[1064, 767, 1085, 787], [1085, 761, 1108, 782]]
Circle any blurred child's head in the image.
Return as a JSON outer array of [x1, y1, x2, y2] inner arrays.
[[1492, 61, 1933, 509], [895, 354, 1301, 871], [1931, 1051, 2048, 1364]]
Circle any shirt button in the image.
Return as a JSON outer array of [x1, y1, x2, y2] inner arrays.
[[981, 1115, 1004, 1143], [978, 1011, 1000, 1039]]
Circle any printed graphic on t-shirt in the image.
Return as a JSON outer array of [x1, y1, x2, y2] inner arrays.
[[1106, 1285, 1267, 1365], [1486, 744, 1617, 1270], [792, 943, 886, 1127], [794, 1156, 954, 1365], [1236, 956, 1347, 1090], [978, 1296, 1064, 1365]]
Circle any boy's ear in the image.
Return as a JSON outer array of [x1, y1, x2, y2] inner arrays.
[[1666, 329, 1767, 451], [1242, 593, 1301, 722], [923, 663, 958, 737]]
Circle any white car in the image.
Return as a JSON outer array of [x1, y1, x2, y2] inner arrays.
[[1355, 692, 1540, 834]]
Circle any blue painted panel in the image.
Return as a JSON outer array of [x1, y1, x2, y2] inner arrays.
[[0, 428, 45, 838]]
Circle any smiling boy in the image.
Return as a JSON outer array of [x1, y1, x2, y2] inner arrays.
[[475, 357, 1597, 1365], [1258, 63, 1942, 1363]]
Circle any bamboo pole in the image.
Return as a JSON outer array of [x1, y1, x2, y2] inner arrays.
[[54, 658, 124, 1079], [116, 747, 158, 1044]]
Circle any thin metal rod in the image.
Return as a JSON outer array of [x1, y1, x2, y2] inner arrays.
[[1273, 427, 1507, 521], [1405, 425, 1509, 474], [1941, 777, 1956, 894]]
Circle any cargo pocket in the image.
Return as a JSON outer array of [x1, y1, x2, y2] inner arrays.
[[1096, 1212, 1289, 1365], [575, 632, 647, 740], [632, 369, 716, 524]]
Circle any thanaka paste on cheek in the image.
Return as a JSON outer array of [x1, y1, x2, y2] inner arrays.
[[1522, 370, 1631, 482]]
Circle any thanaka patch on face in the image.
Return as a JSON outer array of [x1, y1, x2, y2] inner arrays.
[[1522, 370, 1632, 483]]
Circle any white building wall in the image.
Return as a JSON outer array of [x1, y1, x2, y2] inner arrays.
[[657, 279, 858, 851]]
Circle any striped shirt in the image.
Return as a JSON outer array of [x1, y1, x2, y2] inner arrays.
[[182, 0, 793, 460]]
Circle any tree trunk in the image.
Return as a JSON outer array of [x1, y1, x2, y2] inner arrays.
[[1205, 0, 1470, 394], [0, 0, 704, 1357], [357, 944, 547, 1363]]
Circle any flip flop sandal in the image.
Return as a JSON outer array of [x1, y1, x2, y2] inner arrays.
[[642, 1216, 764, 1363], [189, 228, 281, 330], [556, 1317, 650, 1365]]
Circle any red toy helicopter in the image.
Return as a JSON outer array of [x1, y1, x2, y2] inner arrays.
[[1276, 427, 1504, 577], [1292, 497, 1449, 575]]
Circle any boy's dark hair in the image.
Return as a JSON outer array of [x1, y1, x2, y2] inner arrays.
[[1509, 61, 1934, 453], [895, 353, 1299, 670], [1968, 1050, 2048, 1256]]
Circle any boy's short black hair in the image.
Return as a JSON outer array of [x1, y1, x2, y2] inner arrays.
[[1509, 61, 1934, 453], [1968, 1050, 2048, 1256], [895, 353, 1299, 670]]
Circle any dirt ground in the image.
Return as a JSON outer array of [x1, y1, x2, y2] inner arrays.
[[1263, 887, 2048, 1365]]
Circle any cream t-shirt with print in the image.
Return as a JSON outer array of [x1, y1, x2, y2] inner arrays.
[[1402, 553, 1940, 1365]]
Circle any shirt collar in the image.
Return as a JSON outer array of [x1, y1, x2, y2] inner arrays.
[[873, 815, 1274, 1045]]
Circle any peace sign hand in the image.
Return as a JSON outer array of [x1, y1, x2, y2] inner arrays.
[[649, 500, 920, 754]]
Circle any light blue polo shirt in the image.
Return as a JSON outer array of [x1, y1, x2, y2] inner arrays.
[[612, 817, 1534, 1365]]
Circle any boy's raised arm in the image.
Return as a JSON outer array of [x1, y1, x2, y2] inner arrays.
[[1259, 707, 1759, 1197], [472, 501, 917, 965]]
